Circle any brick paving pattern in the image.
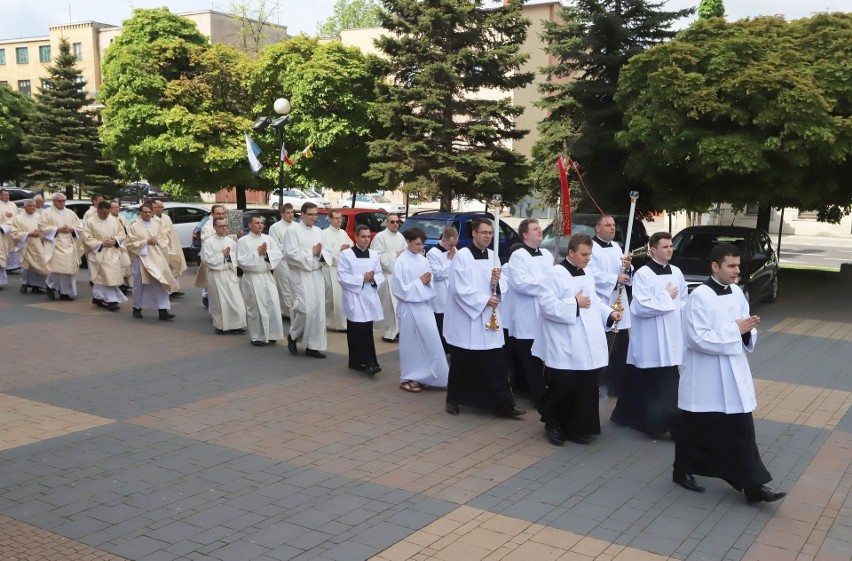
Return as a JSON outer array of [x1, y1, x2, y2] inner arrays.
[[0, 268, 849, 561]]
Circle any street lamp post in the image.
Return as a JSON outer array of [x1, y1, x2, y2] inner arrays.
[[252, 97, 291, 211]]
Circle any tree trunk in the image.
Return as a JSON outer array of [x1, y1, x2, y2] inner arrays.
[[65, 185, 75, 200], [236, 186, 247, 210], [440, 187, 453, 212], [756, 204, 771, 232]]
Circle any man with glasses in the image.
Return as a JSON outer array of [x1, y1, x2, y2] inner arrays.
[[126, 203, 178, 319], [40, 193, 83, 301], [203, 218, 247, 335], [284, 202, 331, 358], [444, 218, 524, 418], [11, 199, 47, 293], [370, 212, 405, 342], [322, 209, 353, 331], [237, 215, 284, 346]]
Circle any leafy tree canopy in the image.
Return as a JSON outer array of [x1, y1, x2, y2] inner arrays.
[[0, 85, 34, 183], [249, 35, 383, 194], [21, 38, 116, 198], [615, 14, 852, 221], [100, 8, 256, 197], [698, 0, 725, 19], [318, 0, 383, 37], [366, 0, 533, 210]]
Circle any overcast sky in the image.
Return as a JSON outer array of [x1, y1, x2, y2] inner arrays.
[[0, 0, 848, 40]]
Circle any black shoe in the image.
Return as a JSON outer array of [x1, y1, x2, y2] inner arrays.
[[367, 365, 382, 376], [171, 291, 185, 297], [381, 337, 398, 343], [349, 364, 367, 371], [250, 340, 266, 346], [287, 335, 297, 355], [132, 308, 143, 319], [107, 302, 120, 312], [446, 402, 459, 415], [496, 408, 527, 419], [673, 470, 705, 493], [46, 287, 56, 300], [566, 434, 593, 445], [305, 349, 327, 358], [228, 328, 246, 334], [92, 298, 106, 308], [31, 287, 43, 294], [201, 296, 209, 309], [59, 294, 73, 301], [89, 280, 94, 287], [20, 285, 27, 294], [215, 328, 226, 334], [545, 426, 566, 446], [744, 486, 786, 504], [267, 340, 276, 345], [158, 309, 175, 321]]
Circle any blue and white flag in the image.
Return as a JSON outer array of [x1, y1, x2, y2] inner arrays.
[[245, 133, 263, 175]]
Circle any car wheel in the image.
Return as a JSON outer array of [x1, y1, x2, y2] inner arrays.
[[761, 274, 779, 303]]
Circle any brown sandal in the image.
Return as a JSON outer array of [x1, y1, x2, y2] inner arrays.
[[399, 380, 422, 393]]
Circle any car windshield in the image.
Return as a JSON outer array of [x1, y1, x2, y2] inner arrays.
[[402, 218, 456, 240], [372, 195, 391, 203], [675, 233, 747, 259], [120, 208, 140, 221]]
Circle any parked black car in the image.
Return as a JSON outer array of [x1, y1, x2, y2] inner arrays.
[[540, 214, 650, 260], [632, 226, 779, 304], [118, 182, 170, 205], [189, 208, 280, 264], [2, 187, 36, 201]]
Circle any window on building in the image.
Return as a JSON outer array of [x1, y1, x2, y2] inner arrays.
[[39, 45, 51, 63], [72, 42, 82, 61], [18, 80, 31, 97], [0, 81, 8, 87], [0, 49, 5, 65], [16, 47, 29, 64]]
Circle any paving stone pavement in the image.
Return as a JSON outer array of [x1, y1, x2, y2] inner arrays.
[[0, 268, 849, 561]]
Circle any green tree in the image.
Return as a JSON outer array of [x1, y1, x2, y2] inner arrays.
[[0, 85, 34, 182], [249, 36, 383, 194], [366, 0, 533, 211], [21, 38, 116, 198], [615, 14, 852, 223], [229, 0, 279, 56], [532, 0, 693, 213], [100, 8, 256, 205], [698, 0, 725, 19], [318, 0, 382, 37]]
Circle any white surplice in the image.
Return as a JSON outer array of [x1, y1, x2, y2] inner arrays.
[[202, 235, 247, 331], [11, 211, 47, 288], [392, 249, 449, 387], [284, 222, 329, 351], [154, 212, 187, 280], [507, 245, 554, 340], [0, 200, 20, 271], [587, 237, 632, 331], [237, 232, 284, 343], [322, 225, 354, 331], [126, 218, 178, 309], [40, 206, 83, 296], [370, 229, 406, 339], [627, 260, 688, 368], [532, 264, 612, 370], [426, 245, 453, 314], [680, 281, 757, 414], [443, 247, 507, 351], [268, 219, 295, 316], [337, 247, 385, 323]]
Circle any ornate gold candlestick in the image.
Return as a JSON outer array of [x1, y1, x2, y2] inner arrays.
[[485, 267, 500, 330]]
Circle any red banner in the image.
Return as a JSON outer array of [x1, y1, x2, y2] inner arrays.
[[557, 157, 572, 235]]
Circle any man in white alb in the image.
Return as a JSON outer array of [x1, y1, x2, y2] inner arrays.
[[126, 204, 178, 320], [426, 226, 457, 353], [152, 200, 187, 295], [322, 209, 353, 331], [237, 215, 284, 346], [203, 217, 247, 335], [268, 202, 296, 319], [83, 201, 127, 311], [40, 193, 83, 301], [370, 212, 405, 342], [11, 199, 47, 294]]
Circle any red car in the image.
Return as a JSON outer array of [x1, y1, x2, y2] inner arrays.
[[314, 208, 388, 241]]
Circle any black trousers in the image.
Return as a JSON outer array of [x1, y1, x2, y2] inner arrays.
[[541, 366, 603, 438], [601, 329, 629, 397], [674, 410, 772, 491], [434, 313, 449, 354], [509, 338, 545, 407], [347, 320, 378, 368], [611, 365, 680, 436], [446, 345, 516, 415]]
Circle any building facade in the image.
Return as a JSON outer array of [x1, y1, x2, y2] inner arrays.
[[0, 11, 288, 99]]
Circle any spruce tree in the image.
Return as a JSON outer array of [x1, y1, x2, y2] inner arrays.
[[366, 0, 533, 210], [533, 0, 693, 213], [22, 38, 116, 198]]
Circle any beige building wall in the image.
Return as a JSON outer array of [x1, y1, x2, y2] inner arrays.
[[0, 10, 287, 100]]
